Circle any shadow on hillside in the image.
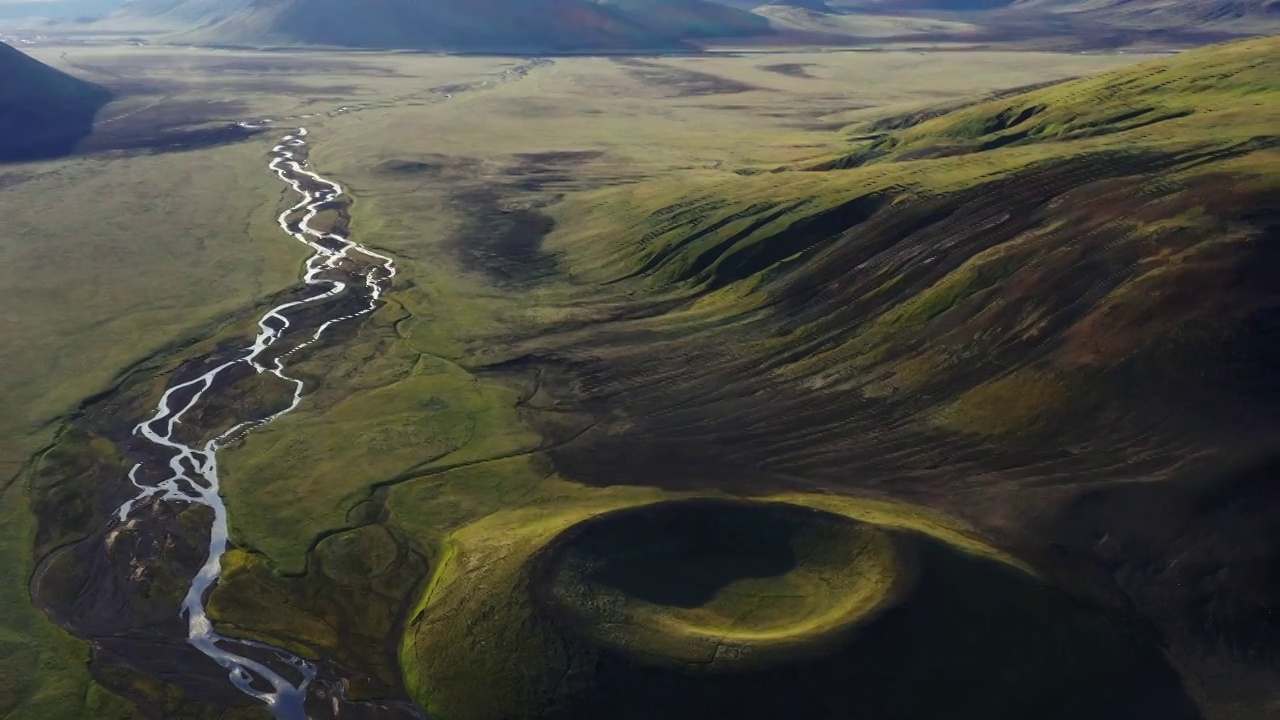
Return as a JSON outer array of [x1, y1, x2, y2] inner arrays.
[[0, 89, 111, 163]]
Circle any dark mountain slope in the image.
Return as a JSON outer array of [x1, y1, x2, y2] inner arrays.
[[0, 43, 112, 162], [528, 35, 1279, 716], [127, 0, 772, 51], [768, 0, 834, 10], [601, 0, 773, 36], [837, 0, 1018, 9], [1019, 0, 1280, 30]]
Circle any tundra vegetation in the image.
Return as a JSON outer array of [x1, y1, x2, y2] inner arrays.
[[0, 19, 1275, 720]]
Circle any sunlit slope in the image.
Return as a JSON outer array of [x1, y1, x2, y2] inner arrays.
[[825, 36, 1277, 165], [405, 498, 1196, 720], [541, 37, 1278, 711], [0, 43, 112, 162], [555, 36, 1279, 438]]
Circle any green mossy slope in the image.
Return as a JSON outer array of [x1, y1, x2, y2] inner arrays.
[[530, 35, 1278, 716], [549, 36, 1279, 439], [823, 36, 1277, 166], [404, 498, 1197, 720]]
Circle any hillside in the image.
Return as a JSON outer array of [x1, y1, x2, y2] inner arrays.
[[768, 0, 833, 9], [120, 0, 772, 51], [1028, 0, 1280, 33], [839, 0, 1280, 34], [835, 0, 1018, 9], [105, 0, 256, 28], [751, 3, 980, 37], [108, 0, 1276, 48], [11, 28, 1277, 720], [0, 43, 112, 162], [599, 0, 773, 36], [509, 35, 1278, 717], [0, 0, 125, 20]]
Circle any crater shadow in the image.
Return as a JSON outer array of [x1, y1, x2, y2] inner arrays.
[[578, 503, 801, 608], [524, 499, 1205, 720], [410, 498, 1208, 720]]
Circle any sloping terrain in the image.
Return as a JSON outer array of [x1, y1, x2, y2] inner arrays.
[[820, 37, 1276, 164], [600, 0, 773, 36], [1020, 0, 1280, 33], [17, 33, 1277, 720], [0, 43, 112, 162], [769, 0, 834, 10], [832, 0, 1019, 9], [0, 0, 126, 20], [122, 0, 771, 51], [838, 0, 1280, 34], [106, 0, 258, 28], [750, 3, 979, 38], [407, 496, 1200, 720], [514, 35, 1278, 716], [106, 0, 1275, 48]]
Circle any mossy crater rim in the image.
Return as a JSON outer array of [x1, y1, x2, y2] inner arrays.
[[529, 498, 914, 669]]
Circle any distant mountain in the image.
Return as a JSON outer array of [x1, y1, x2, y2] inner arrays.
[[838, 0, 1280, 31], [0, 43, 112, 162], [115, 0, 773, 51], [836, 0, 1016, 9], [600, 0, 774, 36], [0, 0, 125, 20], [108, 0, 257, 28], [767, 0, 834, 10], [1024, 0, 1280, 31]]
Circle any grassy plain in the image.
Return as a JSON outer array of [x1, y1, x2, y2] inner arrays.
[[202, 46, 1155, 569], [0, 45, 514, 719], [5, 39, 1212, 720], [0, 94, 301, 720]]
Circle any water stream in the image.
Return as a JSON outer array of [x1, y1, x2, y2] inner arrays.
[[102, 57, 553, 717], [115, 128, 395, 719]]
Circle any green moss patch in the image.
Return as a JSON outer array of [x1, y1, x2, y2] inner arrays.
[[403, 496, 1196, 720], [534, 500, 906, 667]]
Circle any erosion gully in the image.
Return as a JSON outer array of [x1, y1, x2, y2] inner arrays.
[[41, 58, 551, 719]]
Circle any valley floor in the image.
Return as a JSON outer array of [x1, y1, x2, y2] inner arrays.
[[7, 39, 1272, 720]]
